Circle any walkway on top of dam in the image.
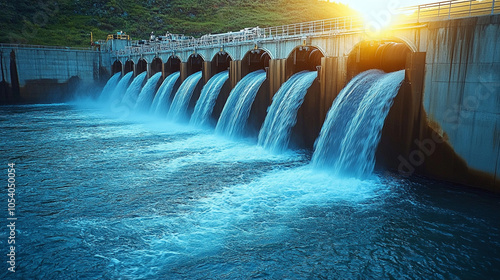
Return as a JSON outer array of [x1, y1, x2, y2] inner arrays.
[[115, 0, 500, 62]]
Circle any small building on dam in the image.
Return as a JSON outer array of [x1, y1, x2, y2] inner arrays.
[[1, 1, 499, 192]]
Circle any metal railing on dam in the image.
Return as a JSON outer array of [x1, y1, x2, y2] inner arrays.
[[0, 43, 96, 52], [116, 0, 500, 57]]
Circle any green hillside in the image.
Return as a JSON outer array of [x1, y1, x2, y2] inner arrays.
[[0, 0, 352, 47]]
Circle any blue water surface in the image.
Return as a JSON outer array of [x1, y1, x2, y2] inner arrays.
[[0, 104, 499, 279]]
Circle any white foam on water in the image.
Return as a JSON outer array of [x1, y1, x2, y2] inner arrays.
[[144, 133, 302, 172], [72, 165, 385, 278]]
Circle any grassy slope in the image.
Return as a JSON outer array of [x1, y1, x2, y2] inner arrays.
[[0, 0, 352, 47]]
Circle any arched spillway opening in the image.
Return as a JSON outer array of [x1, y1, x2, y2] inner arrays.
[[241, 49, 271, 137], [187, 54, 204, 76], [136, 59, 148, 76], [150, 57, 163, 76], [165, 55, 181, 76], [347, 41, 410, 79], [210, 51, 233, 123], [287, 46, 323, 73], [124, 60, 134, 74], [212, 51, 232, 74], [112, 60, 123, 75], [242, 48, 271, 76], [285, 46, 324, 150]]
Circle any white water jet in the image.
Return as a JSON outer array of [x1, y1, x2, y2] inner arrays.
[[215, 70, 267, 138], [98, 72, 121, 102], [190, 70, 229, 127], [168, 71, 203, 122], [134, 72, 163, 112], [150, 72, 181, 116], [258, 71, 317, 153], [312, 69, 405, 178]]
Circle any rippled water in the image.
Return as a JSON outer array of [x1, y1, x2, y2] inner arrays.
[[1, 104, 499, 279]]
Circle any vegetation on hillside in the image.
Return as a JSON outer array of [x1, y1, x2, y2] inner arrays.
[[0, 0, 352, 47]]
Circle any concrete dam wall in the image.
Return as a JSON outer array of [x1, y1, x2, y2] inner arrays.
[[421, 16, 500, 189], [0, 46, 111, 103]]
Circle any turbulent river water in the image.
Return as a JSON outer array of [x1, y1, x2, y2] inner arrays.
[[1, 103, 499, 279]]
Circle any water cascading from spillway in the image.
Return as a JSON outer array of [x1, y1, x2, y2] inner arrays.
[[167, 71, 203, 122], [109, 72, 134, 105], [150, 72, 181, 116], [312, 69, 405, 178], [134, 72, 163, 112], [121, 72, 147, 109], [98, 72, 121, 102], [215, 70, 267, 138], [258, 71, 317, 153], [190, 70, 229, 127]]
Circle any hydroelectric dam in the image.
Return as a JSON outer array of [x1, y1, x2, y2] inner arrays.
[[2, 1, 500, 278], [109, 1, 498, 192], [2, 1, 499, 192], [1, 1, 499, 192]]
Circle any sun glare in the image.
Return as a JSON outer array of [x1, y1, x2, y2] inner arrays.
[[328, 0, 439, 36]]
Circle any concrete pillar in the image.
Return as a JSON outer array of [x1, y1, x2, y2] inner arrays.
[[319, 56, 347, 124], [268, 59, 287, 97], [229, 60, 242, 89], [203, 61, 212, 84], [180, 62, 188, 83], [9, 50, 20, 103], [147, 63, 152, 78]]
